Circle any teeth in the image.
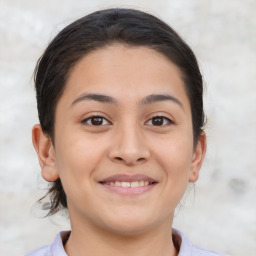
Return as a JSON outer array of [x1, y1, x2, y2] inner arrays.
[[115, 181, 121, 186], [121, 182, 130, 188], [139, 181, 145, 186], [105, 181, 152, 187], [131, 181, 139, 187]]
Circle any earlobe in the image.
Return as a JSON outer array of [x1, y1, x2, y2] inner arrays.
[[189, 132, 207, 182], [32, 124, 59, 182]]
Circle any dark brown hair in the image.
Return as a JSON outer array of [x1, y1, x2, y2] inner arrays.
[[34, 8, 205, 215]]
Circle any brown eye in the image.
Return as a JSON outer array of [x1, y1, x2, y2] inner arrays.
[[83, 116, 110, 126], [91, 117, 103, 125], [146, 116, 172, 126], [152, 117, 164, 126]]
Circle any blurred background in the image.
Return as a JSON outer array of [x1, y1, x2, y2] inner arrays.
[[0, 0, 255, 255]]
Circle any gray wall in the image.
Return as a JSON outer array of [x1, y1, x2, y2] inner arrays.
[[0, 1, 255, 255]]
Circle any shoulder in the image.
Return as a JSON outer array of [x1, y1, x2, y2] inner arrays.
[[173, 229, 229, 256], [192, 245, 228, 256], [24, 231, 70, 256], [25, 244, 51, 256]]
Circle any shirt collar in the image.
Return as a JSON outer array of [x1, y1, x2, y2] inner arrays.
[[50, 229, 194, 256]]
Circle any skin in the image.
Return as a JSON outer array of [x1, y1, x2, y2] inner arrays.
[[32, 44, 206, 256]]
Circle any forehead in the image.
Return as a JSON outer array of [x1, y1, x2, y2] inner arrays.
[[61, 43, 190, 110]]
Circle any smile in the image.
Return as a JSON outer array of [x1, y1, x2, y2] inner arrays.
[[99, 174, 158, 195], [100, 180, 155, 187]]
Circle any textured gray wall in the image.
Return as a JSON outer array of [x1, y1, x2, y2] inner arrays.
[[0, 1, 255, 255]]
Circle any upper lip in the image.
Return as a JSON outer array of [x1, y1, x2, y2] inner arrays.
[[99, 174, 158, 183]]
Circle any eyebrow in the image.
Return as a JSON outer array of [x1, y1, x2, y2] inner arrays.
[[71, 93, 183, 109], [140, 94, 183, 108], [72, 93, 118, 105]]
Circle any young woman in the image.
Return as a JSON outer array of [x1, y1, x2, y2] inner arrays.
[[27, 8, 227, 256]]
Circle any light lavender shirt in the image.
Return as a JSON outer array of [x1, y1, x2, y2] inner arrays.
[[25, 229, 228, 256]]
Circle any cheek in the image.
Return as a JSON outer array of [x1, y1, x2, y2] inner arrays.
[[153, 134, 193, 200], [54, 131, 106, 192], [154, 131, 193, 170]]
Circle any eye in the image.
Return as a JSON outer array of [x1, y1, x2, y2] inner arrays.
[[82, 116, 111, 126], [146, 116, 173, 126]]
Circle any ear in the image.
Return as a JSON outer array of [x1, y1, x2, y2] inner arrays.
[[189, 132, 207, 182], [32, 124, 59, 182]]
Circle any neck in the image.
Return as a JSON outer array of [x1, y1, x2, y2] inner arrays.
[[65, 216, 178, 256]]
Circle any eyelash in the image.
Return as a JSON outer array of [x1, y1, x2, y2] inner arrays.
[[82, 115, 173, 127], [145, 116, 173, 126], [82, 115, 111, 126]]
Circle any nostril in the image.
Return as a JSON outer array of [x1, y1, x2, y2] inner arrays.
[[112, 156, 146, 165]]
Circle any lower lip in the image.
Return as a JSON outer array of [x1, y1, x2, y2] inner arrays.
[[100, 183, 157, 195]]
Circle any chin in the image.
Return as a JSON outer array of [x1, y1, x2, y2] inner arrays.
[[100, 211, 158, 236]]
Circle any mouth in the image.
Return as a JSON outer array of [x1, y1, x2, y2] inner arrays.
[[99, 180, 157, 187], [98, 174, 158, 195]]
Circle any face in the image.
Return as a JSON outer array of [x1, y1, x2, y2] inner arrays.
[[34, 44, 205, 235]]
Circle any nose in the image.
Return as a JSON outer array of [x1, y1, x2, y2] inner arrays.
[[108, 125, 150, 166]]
